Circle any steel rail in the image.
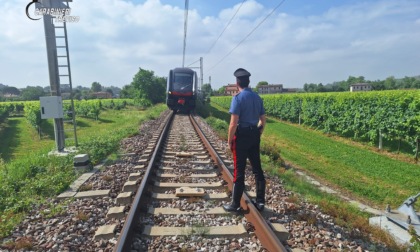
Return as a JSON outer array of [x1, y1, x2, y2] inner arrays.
[[189, 114, 287, 252], [113, 111, 174, 252]]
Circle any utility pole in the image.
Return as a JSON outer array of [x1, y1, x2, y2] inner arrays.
[[41, 0, 68, 152], [199, 57, 203, 91], [182, 0, 189, 67]]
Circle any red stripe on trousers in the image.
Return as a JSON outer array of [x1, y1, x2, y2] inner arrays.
[[232, 135, 238, 182]]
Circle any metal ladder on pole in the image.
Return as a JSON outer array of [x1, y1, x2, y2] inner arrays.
[[54, 5, 78, 147]]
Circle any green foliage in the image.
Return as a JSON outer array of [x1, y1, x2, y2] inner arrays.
[[23, 102, 43, 137], [127, 68, 166, 105], [205, 117, 227, 131], [91, 82, 102, 92], [0, 102, 25, 119], [1, 87, 20, 96], [0, 153, 75, 212], [255, 81, 269, 92], [20, 86, 45, 101], [0, 106, 8, 124], [0, 102, 25, 116], [134, 98, 152, 108], [78, 135, 120, 164], [100, 99, 132, 110], [73, 100, 101, 120], [302, 75, 420, 93], [201, 83, 213, 98]]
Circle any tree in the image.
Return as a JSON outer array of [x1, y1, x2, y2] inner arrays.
[[120, 84, 137, 99], [370, 80, 385, 90], [20, 86, 45, 101], [384, 76, 396, 90], [201, 83, 213, 97], [216, 86, 226, 95], [2, 86, 20, 95], [254, 81, 268, 92], [317, 83, 326, 92], [72, 89, 82, 100], [400, 76, 416, 89], [129, 68, 166, 104], [256, 81, 268, 88], [91, 82, 102, 92], [303, 83, 318, 92]]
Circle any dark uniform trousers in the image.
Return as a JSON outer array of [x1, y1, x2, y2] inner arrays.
[[231, 126, 265, 206]]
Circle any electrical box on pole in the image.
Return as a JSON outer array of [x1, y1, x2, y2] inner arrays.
[[40, 96, 64, 119]]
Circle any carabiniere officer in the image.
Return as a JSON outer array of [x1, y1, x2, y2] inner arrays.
[[223, 68, 267, 212]]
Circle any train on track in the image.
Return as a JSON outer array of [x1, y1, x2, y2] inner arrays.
[[166, 67, 198, 112]]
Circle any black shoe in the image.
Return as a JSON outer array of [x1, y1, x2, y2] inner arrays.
[[223, 204, 241, 212], [252, 200, 265, 211]]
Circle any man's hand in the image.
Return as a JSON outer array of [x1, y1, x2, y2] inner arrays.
[[228, 114, 239, 152], [228, 139, 234, 151], [258, 125, 264, 135]]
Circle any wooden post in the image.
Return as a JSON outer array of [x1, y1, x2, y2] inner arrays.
[[378, 129, 383, 150]]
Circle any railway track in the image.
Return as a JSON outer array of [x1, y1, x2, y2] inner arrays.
[[114, 112, 287, 251]]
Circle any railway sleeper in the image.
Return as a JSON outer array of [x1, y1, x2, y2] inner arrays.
[[158, 166, 218, 173], [156, 172, 218, 178], [152, 192, 228, 201], [141, 224, 248, 237]]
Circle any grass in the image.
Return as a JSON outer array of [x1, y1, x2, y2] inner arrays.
[[0, 103, 167, 238], [0, 105, 166, 162], [263, 119, 420, 208], [0, 117, 54, 162]]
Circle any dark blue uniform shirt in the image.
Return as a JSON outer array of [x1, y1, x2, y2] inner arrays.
[[229, 88, 265, 127]]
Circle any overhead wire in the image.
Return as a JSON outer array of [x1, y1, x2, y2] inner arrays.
[[186, 0, 245, 68], [205, 0, 246, 56], [186, 58, 200, 67], [208, 0, 287, 72]]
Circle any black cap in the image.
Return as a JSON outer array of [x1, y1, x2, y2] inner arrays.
[[234, 68, 251, 77]]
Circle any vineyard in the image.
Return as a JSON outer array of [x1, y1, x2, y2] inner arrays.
[[212, 90, 420, 157], [0, 99, 134, 135]]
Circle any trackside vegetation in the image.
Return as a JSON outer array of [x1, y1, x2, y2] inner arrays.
[[0, 102, 167, 237]]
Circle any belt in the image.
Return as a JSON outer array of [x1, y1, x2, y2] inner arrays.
[[238, 125, 258, 130]]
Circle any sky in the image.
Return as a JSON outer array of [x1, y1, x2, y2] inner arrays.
[[1, 0, 420, 90]]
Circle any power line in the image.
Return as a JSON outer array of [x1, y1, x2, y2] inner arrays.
[[187, 58, 200, 67], [186, 0, 245, 68], [205, 0, 246, 56], [208, 0, 287, 72]]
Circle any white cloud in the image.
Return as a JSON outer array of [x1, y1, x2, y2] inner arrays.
[[0, 0, 420, 89]]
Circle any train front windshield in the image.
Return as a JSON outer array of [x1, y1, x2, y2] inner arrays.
[[173, 73, 193, 92]]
